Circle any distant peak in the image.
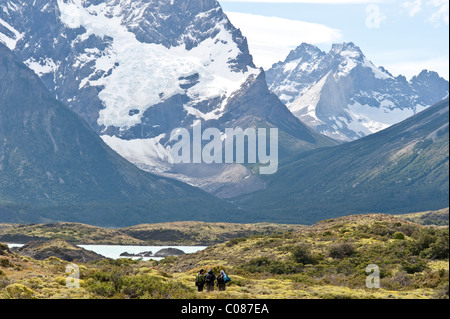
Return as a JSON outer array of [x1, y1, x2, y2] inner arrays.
[[332, 42, 358, 49], [330, 42, 363, 56], [298, 42, 321, 50], [411, 69, 448, 86], [285, 43, 325, 62], [416, 69, 440, 78]]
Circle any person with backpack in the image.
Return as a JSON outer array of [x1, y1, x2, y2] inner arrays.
[[195, 269, 206, 292], [205, 269, 216, 292], [217, 270, 231, 291]]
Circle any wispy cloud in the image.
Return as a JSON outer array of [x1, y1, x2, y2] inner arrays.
[[225, 12, 342, 68], [427, 0, 449, 26], [402, 0, 422, 17], [400, 0, 449, 26]]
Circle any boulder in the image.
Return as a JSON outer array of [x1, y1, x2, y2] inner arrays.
[[153, 248, 185, 257], [120, 251, 153, 258], [138, 251, 153, 257], [120, 252, 137, 257]]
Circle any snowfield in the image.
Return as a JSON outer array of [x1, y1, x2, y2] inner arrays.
[[57, 0, 259, 129]]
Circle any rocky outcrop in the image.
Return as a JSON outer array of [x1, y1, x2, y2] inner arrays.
[[16, 239, 106, 262], [153, 248, 185, 257], [0, 242, 12, 256], [119, 248, 185, 258], [119, 251, 153, 258]]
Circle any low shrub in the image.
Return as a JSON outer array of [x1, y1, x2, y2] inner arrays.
[[290, 244, 318, 265], [381, 271, 412, 290], [433, 283, 449, 299], [402, 257, 428, 274], [413, 269, 449, 289], [329, 242, 355, 259], [393, 232, 405, 240], [120, 275, 195, 299], [226, 237, 247, 247], [6, 283, 35, 299], [0, 257, 13, 268], [243, 257, 303, 275]]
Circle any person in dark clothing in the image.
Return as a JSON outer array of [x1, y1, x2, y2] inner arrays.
[[217, 270, 226, 291], [195, 269, 206, 292], [205, 269, 216, 292]]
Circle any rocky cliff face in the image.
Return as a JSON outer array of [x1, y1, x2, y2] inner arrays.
[[266, 42, 449, 141]]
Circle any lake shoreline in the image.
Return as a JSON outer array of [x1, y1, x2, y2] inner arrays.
[[5, 242, 208, 261]]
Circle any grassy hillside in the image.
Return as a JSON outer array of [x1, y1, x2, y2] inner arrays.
[[0, 223, 145, 245], [120, 222, 305, 245], [0, 208, 446, 246], [0, 222, 304, 246], [0, 214, 448, 299]]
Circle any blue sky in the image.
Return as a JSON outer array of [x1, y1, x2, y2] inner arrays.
[[219, 0, 449, 80]]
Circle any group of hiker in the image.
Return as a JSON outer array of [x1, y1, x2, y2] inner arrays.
[[195, 269, 231, 292]]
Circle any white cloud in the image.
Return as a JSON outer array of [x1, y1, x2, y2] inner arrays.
[[225, 11, 342, 69], [402, 0, 423, 17], [400, 0, 449, 26], [426, 0, 449, 26]]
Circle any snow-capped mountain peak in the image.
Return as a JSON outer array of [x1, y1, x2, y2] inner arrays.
[[266, 42, 449, 141], [284, 43, 325, 63], [330, 42, 363, 60], [0, 0, 258, 130], [53, 0, 259, 129]]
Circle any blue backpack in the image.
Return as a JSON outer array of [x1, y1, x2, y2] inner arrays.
[[223, 273, 231, 283]]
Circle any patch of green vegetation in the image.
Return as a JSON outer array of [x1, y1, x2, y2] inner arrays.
[[82, 259, 196, 299]]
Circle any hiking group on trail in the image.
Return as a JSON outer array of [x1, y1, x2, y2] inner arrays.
[[195, 269, 231, 292]]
